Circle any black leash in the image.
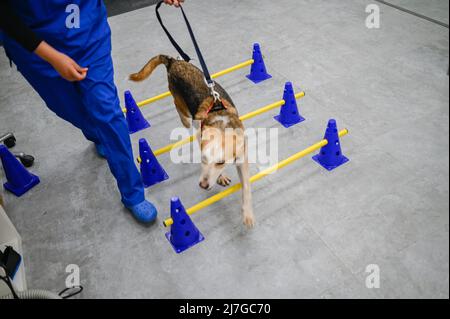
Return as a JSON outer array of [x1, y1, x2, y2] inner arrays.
[[155, 1, 220, 100], [155, 1, 191, 62]]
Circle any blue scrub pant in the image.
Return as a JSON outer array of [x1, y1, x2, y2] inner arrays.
[[8, 52, 145, 207]]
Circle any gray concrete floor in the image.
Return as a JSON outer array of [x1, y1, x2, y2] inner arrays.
[[383, 0, 450, 25], [0, 0, 448, 298]]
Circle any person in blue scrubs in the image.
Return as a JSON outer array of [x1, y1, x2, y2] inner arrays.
[[0, 0, 184, 224]]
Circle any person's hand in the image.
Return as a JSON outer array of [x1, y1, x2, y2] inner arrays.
[[34, 41, 88, 82], [164, 0, 184, 7], [50, 52, 88, 82]]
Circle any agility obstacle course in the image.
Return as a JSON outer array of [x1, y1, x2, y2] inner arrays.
[[121, 42, 352, 256]]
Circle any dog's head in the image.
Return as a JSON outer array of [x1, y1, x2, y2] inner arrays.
[[197, 114, 245, 190]]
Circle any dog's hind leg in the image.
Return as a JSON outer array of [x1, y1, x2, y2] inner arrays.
[[177, 109, 192, 129], [172, 93, 192, 128]]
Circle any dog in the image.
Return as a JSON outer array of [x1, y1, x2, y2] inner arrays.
[[130, 55, 254, 227]]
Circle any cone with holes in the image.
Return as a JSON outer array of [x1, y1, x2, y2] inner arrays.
[[313, 119, 349, 171], [0, 144, 40, 196], [274, 82, 305, 128], [139, 138, 169, 188], [246, 43, 272, 84], [125, 90, 150, 134], [166, 197, 205, 254]]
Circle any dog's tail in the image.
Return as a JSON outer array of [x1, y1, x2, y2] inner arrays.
[[129, 55, 173, 82]]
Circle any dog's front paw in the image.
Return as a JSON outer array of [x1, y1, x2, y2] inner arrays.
[[217, 175, 231, 187], [243, 211, 255, 229]]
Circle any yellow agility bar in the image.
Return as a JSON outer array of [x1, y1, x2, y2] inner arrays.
[[163, 128, 349, 227], [136, 91, 306, 163], [122, 59, 255, 113]]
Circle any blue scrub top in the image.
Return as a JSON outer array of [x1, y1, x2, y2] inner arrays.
[[4, 0, 111, 76]]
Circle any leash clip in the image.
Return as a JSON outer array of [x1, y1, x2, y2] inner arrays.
[[205, 79, 221, 102]]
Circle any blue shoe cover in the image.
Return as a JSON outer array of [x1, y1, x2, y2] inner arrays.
[[127, 200, 158, 224], [95, 143, 106, 158]]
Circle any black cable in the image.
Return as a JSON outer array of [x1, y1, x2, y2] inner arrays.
[[58, 286, 84, 299], [0, 274, 19, 299], [0, 252, 19, 299]]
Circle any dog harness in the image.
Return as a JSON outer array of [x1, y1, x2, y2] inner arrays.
[[205, 99, 228, 115]]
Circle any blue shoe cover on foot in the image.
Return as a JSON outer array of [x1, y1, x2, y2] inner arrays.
[[95, 143, 106, 158], [127, 200, 158, 224]]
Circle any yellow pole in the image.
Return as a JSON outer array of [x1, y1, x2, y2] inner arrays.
[[163, 129, 349, 227], [211, 59, 254, 78], [137, 91, 172, 108], [239, 91, 305, 121], [122, 59, 255, 113], [155, 135, 196, 157], [136, 91, 306, 163]]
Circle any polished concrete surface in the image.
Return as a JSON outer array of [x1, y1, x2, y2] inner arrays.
[[0, 0, 448, 298]]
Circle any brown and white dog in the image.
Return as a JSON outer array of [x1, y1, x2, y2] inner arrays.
[[130, 55, 254, 227]]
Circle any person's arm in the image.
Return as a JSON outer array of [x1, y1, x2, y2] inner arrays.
[[34, 41, 88, 81], [0, 1, 88, 81]]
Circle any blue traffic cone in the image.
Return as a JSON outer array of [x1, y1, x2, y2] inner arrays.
[[165, 197, 205, 254], [246, 43, 272, 84], [139, 138, 169, 188], [274, 82, 305, 128], [312, 119, 349, 171], [0, 145, 40, 196], [125, 90, 150, 134]]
